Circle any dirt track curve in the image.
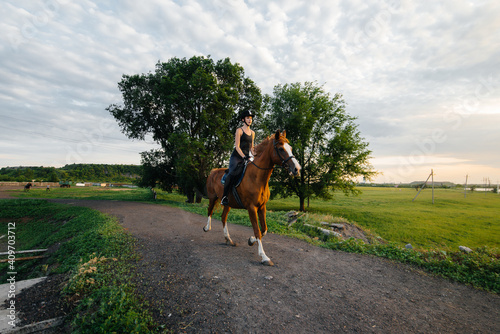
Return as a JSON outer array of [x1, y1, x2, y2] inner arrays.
[[41, 199, 499, 334]]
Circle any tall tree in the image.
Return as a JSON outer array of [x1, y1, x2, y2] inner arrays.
[[107, 56, 261, 202], [263, 82, 376, 211]]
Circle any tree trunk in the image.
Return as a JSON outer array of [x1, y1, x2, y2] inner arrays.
[[299, 196, 305, 212], [185, 190, 194, 203], [195, 187, 203, 203]]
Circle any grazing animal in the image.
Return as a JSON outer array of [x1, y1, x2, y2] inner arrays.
[[205, 130, 301, 265], [24, 182, 32, 191]]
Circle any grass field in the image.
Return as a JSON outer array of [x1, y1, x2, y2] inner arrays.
[[268, 187, 500, 251], [10, 185, 500, 252], [4, 185, 500, 293], [0, 199, 156, 332]]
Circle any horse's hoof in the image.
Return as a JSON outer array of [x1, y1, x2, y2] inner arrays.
[[248, 237, 256, 246], [262, 260, 274, 266], [226, 240, 237, 247], [203, 226, 210, 232], [225, 238, 237, 246]]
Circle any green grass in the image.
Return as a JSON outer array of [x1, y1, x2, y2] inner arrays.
[[0, 199, 157, 333], [8, 186, 500, 293], [11, 186, 500, 250], [12, 186, 153, 201], [267, 187, 500, 251]]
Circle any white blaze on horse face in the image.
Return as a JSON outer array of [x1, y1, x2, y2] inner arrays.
[[283, 143, 301, 173]]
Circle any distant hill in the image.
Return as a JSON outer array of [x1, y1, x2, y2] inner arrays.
[[0, 164, 142, 183]]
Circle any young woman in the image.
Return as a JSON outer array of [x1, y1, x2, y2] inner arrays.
[[221, 110, 255, 205]]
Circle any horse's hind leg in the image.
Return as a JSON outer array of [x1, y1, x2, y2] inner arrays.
[[221, 206, 237, 246], [204, 197, 217, 232]]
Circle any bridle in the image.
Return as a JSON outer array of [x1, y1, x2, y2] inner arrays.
[[250, 139, 296, 173]]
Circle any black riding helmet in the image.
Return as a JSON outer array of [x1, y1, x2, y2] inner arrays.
[[240, 110, 255, 121]]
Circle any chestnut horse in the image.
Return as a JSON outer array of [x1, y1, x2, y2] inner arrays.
[[204, 130, 301, 265]]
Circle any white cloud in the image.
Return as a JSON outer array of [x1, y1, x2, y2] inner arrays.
[[0, 0, 499, 183]]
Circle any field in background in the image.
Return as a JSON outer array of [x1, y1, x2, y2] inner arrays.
[[268, 187, 500, 251], [8, 186, 500, 251]]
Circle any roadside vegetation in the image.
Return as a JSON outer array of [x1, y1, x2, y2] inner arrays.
[[0, 199, 157, 333], [6, 186, 500, 294]]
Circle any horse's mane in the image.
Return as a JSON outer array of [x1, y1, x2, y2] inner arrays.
[[254, 134, 289, 157]]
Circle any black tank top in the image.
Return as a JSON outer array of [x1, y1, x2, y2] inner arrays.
[[238, 129, 252, 156]]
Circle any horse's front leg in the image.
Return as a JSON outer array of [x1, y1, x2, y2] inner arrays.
[[257, 205, 268, 237], [248, 206, 273, 266], [221, 206, 237, 246]]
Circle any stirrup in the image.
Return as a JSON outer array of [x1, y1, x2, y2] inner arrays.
[[221, 196, 229, 206]]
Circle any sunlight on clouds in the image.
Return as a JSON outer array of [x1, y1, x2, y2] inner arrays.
[[373, 162, 500, 185], [372, 156, 471, 167], [479, 103, 500, 115]]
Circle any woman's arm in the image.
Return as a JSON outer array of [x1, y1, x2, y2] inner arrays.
[[251, 131, 255, 155], [234, 128, 245, 158]]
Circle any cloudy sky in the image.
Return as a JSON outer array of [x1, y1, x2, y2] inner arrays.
[[1, 0, 499, 184]]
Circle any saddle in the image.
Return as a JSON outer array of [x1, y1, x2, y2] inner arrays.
[[221, 161, 248, 188]]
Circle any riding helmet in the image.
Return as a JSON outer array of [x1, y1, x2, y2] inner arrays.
[[240, 110, 255, 121]]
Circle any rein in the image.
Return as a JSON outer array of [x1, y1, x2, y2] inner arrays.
[[250, 139, 295, 171], [250, 160, 273, 170]]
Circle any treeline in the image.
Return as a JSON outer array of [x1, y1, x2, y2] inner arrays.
[[108, 56, 375, 207], [0, 164, 142, 183]]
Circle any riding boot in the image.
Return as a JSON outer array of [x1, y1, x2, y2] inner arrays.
[[221, 174, 232, 205]]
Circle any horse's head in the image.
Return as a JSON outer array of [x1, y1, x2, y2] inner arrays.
[[273, 130, 301, 176]]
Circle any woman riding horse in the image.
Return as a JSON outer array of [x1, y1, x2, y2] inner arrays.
[[205, 130, 301, 266], [221, 110, 255, 206]]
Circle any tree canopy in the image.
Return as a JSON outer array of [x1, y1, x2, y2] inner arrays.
[[107, 56, 262, 202], [263, 82, 376, 211]]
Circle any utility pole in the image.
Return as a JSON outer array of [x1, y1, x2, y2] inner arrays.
[[431, 169, 434, 204], [464, 174, 468, 198], [412, 169, 434, 203]]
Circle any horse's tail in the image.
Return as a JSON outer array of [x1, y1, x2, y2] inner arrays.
[[206, 169, 217, 200], [206, 168, 226, 200]]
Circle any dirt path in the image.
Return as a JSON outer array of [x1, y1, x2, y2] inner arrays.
[[40, 199, 498, 333]]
